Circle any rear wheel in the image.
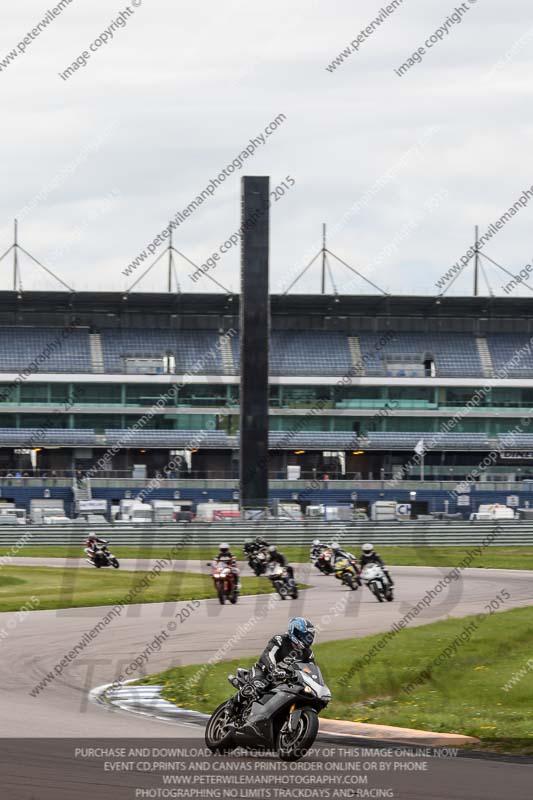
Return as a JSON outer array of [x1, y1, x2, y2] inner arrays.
[[277, 709, 319, 761], [205, 701, 236, 753]]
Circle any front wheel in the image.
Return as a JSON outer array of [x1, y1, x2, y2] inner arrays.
[[344, 573, 357, 590], [216, 583, 226, 605], [205, 701, 236, 753], [277, 582, 288, 599], [111, 558, 120, 569], [371, 583, 383, 602], [277, 709, 319, 761]]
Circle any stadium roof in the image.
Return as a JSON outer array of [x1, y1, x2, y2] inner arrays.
[[0, 291, 532, 321]]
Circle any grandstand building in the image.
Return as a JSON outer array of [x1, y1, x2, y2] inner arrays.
[[0, 290, 533, 516]]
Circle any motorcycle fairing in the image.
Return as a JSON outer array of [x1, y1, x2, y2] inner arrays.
[[233, 688, 298, 747]]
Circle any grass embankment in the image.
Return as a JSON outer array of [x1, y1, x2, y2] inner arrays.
[[3, 544, 533, 571], [139, 606, 533, 754], [0, 567, 276, 612]]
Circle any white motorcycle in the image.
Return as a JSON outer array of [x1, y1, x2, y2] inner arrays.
[[361, 563, 393, 602], [265, 562, 298, 600]]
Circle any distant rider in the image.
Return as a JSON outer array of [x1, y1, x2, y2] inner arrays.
[[255, 536, 270, 549], [243, 538, 256, 557], [310, 539, 326, 562], [229, 618, 315, 713], [243, 537, 268, 557], [84, 534, 108, 562], [328, 541, 361, 583], [214, 542, 241, 590], [266, 544, 295, 580], [360, 542, 394, 586], [330, 541, 359, 569]]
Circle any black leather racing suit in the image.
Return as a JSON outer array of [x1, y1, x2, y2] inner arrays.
[[310, 543, 325, 561], [244, 540, 268, 557], [267, 550, 294, 579], [231, 634, 314, 709]]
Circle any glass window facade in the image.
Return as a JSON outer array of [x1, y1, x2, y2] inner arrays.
[[0, 381, 529, 437]]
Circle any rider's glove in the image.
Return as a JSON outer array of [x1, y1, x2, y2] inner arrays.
[[272, 667, 287, 681]]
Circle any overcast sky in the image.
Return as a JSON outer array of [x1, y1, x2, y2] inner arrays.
[[1, 0, 532, 297]]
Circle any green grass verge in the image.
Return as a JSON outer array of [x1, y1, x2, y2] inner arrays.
[[139, 606, 533, 754], [3, 544, 533, 571], [0, 566, 276, 612]]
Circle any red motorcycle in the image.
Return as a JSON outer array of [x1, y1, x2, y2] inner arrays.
[[211, 563, 239, 605], [315, 547, 334, 575]]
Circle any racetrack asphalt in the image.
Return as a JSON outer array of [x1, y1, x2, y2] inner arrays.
[[1, 559, 532, 798]]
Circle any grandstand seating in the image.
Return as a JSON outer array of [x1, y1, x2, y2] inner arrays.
[[269, 431, 359, 448], [103, 429, 236, 447], [0, 427, 522, 450], [358, 333, 482, 377], [362, 432, 493, 449], [269, 332, 352, 376], [0, 428, 96, 445], [99, 329, 224, 374], [0, 327, 532, 378], [0, 327, 91, 373], [497, 432, 533, 446], [486, 334, 533, 376]]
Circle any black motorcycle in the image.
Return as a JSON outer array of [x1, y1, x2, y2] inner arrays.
[[205, 656, 331, 761], [88, 544, 120, 569], [247, 546, 268, 577]]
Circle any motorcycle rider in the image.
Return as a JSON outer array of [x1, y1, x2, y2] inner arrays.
[[330, 540, 359, 568], [310, 538, 326, 561], [214, 542, 241, 590], [243, 537, 268, 557], [255, 535, 270, 549], [266, 544, 295, 580], [243, 538, 256, 557], [84, 534, 108, 563], [229, 618, 315, 713], [360, 542, 394, 586]]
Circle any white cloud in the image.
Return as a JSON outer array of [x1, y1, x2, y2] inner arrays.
[[1, 0, 532, 296]]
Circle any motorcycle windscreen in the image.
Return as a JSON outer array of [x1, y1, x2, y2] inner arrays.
[[295, 661, 325, 686]]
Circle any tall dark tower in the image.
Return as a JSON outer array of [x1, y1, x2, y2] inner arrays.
[[239, 176, 270, 511]]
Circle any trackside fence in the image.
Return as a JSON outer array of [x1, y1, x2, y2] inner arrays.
[[1, 520, 533, 547]]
